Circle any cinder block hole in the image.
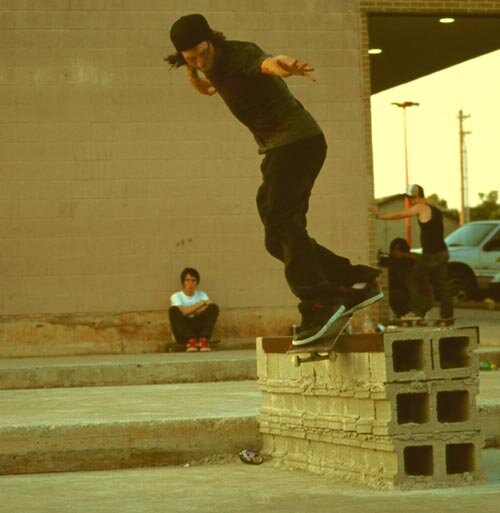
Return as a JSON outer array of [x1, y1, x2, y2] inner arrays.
[[438, 336, 471, 369], [404, 445, 433, 476], [392, 339, 424, 372], [446, 443, 475, 474], [437, 390, 470, 423], [397, 393, 430, 424]]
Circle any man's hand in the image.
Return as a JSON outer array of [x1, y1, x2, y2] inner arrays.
[[262, 55, 316, 82], [187, 67, 216, 96]]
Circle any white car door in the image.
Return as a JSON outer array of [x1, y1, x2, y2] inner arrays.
[[478, 226, 500, 287]]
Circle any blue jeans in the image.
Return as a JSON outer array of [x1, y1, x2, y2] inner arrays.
[[408, 250, 453, 319], [256, 134, 359, 303]]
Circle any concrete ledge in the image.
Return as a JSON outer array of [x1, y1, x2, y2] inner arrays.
[[0, 350, 257, 390], [477, 347, 500, 366], [0, 417, 261, 475], [0, 307, 296, 358], [0, 381, 262, 475]]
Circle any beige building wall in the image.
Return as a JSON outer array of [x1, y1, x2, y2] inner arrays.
[[0, 0, 374, 317]]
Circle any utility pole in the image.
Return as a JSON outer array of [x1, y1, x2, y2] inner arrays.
[[458, 110, 471, 225], [392, 101, 420, 246]]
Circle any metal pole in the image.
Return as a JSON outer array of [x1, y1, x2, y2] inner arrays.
[[402, 107, 411, 246], [458, 109, 471, 226], [392, 101, 420, 246]]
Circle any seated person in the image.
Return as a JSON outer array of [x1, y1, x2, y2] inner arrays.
[[169, 267, 219, 352]]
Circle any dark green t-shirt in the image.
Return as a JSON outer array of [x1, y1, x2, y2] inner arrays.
[[205, 40, 322, 153]]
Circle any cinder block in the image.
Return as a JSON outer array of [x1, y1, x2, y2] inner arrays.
[[373, 378, 480, 436], [431, 326, 479, 379], [377, 330, 434, 383], [262, 430, 483, 489], [374, 326, 479, 383], [393, 431, 484, 488]]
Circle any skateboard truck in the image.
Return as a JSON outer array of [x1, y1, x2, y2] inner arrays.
[[291, 350, 338, 368], [287, 315, 352, 367]]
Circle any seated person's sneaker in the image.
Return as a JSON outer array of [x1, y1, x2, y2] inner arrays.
[[343, 280, 384, 316], [293, 302, 346, 346], [186, 338, 198, 352], [198, 337, 211, 352]]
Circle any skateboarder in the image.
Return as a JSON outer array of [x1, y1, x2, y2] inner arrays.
[[169, 267, 219, 352], [372, 184, 453, 322], [166, 14, 383, 345]]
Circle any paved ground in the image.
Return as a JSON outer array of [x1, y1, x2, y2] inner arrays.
[[0, 449, 499, 513], [439, 307, 499, 346]]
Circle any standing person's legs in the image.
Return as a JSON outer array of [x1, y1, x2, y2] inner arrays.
[[168, 307, 198, 345], [407, 255, 434, 316], [256, 134, 344, 302], [429, 251, 454, 319]]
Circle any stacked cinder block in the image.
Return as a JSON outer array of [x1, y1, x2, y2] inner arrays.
[[256, 326, 483, 489]]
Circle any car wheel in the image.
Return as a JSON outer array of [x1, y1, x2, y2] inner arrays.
[[447, 273, 475, 302]]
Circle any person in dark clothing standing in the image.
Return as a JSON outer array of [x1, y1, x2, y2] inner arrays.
[[166, 14, 383, 345], [372, 184, 453, 322]]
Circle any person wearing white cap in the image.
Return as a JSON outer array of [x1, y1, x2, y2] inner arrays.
[[165, 14, 384, 345], [372, 184, 453, 322]]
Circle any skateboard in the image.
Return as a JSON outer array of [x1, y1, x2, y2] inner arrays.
[[287, 315, 352, 367], [390, 317, 455, 328]]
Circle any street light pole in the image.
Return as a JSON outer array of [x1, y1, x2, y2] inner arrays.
[[391, 101, 420, 246], [458, 109, 471, 226]]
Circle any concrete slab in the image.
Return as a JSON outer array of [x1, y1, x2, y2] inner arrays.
[[0, 449, 499, 513], [0, 350, 257, 389], [0, 374, 498, 475], [0, 381, 262, 474]]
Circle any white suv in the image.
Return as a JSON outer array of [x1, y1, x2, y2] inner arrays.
[[444, 221, 500, 300]]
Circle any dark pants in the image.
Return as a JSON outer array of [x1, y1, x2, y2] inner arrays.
[[256, 134, 359, 303], [168, 304, 219, 344], [408, 251, 453, 319]]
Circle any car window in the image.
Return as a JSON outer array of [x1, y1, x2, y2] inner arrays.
[[484, 229, 500, 252], [446, 223, 496, 247]]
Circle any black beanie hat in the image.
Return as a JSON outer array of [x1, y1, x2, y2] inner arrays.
[[170, 14, 213, 52]]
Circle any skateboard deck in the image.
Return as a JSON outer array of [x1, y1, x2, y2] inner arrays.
[[287, 315, 352, 367], [390, 317, 455, 328]]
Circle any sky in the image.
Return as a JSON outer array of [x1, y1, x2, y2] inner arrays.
[[370, 49, 500, 210]]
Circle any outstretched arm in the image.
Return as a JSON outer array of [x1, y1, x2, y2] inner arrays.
[[186, 67, 217, 96], [371, 204, 421, 220], [261, 55, 316, 82]]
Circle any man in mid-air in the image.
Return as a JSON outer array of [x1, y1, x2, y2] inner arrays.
[[166, 14, 383, 344]]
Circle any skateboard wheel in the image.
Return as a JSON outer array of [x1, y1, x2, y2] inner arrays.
[[292, 355, 301, 368]]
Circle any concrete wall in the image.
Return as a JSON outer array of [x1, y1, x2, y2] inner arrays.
[[0, 0, 373, 318]]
